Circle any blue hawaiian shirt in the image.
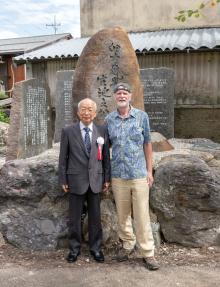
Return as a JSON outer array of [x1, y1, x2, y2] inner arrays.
[[105, 107, 151, 179]]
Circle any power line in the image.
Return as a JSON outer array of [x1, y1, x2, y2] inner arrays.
[[46, 15, 61, 34]]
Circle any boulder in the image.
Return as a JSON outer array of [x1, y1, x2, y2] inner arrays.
[[207, 158, 220, 173], [0, 122, 9, 159], [0, 121, 9, 148], [151, 132, 174, 152], [151, 154, 220, 247], [0, 145, 65, 250], [1, 137, 220, 250], [0, 232, 6, 247], [72, 26, 144, 123], [0, 157, 5, 169], [0, 144, 118, 250], [82, 197, 119, 246]]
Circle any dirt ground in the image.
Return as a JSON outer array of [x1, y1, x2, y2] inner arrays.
[[0, 242, 220, 287], [0, 242, 220, 269]]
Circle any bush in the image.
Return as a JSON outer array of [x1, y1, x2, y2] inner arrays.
[[0, 109, 10, 123]]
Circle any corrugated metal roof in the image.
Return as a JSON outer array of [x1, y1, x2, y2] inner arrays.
[[14, 28, 220, 62], [0, 33, 72, 55], [132, 28, 220, 51], [14, 37, 89, 61]]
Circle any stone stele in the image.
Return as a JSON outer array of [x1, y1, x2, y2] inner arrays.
[[6, 79, 52, 161], [140, 68, 174, 139], [54, 70, 74, 143], [72, 26, 144, 123]]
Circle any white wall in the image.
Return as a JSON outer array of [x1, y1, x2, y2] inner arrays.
[[80, 0, 220, 36]]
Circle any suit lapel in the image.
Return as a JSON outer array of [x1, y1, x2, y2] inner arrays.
[[90, 124, 98, 157], [73, 123, 89, 157]]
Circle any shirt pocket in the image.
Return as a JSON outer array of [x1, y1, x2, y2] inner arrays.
[[129, 127, 144, 145]]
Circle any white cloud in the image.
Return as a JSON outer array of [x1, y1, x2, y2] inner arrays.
[[0, 0, 80, 39], [0, 29, 20, 39]]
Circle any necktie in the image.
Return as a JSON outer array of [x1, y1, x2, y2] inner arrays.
[[84, 127, 91, 154]]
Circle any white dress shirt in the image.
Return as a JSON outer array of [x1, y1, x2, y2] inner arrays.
[[79, 121, 93, 142]]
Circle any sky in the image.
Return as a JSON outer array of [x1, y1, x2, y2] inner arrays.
[[0, 0, 80, 39]]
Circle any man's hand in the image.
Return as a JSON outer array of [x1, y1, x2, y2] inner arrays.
[[62, 184, 69, 193], [147, 173, 154, 188], [103, 182, 110, 193]]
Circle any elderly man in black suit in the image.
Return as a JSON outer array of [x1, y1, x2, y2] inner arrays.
[[59, 98, 110, 263]]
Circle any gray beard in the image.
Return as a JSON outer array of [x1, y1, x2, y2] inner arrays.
[[116, 101, 129, 108]]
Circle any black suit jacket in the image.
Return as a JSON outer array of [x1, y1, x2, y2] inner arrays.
[[58, 122, 110, 195]]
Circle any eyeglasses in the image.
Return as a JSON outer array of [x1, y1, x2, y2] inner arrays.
[[79, 108, 95, 114]]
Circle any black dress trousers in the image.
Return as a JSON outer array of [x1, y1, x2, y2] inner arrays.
[[68, 186, 102, 253]]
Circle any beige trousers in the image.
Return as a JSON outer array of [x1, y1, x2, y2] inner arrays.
[[112, 177, 154, 258]]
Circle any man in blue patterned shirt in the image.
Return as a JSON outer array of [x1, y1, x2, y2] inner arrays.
[[105, 82, 159, 271]]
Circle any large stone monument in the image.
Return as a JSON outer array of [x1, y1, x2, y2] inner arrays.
[[54, 70, 74, 143], [6, 79, 52, 160], [140, 68, 174, 139], [72, 26, 144, 123]]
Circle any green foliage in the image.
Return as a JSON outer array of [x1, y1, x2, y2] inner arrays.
[[0, 91, 8, 100], [175, 1, 220, 22], [187, 10, 194, 17], [0, 109, 9, 123], [175, 9, 201, 22]]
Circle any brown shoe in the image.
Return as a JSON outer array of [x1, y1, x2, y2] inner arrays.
[[143, 257, 159, 271], [117, 248, 134, 262]]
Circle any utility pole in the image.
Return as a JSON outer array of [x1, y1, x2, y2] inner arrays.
[[46, 16, 61, 34]]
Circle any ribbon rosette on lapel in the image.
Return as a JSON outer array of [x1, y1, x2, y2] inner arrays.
[[96, 137, 104, 160]]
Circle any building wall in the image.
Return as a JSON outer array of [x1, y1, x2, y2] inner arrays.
[[175, 107, 220, 142], [0, 61, 7, 90], [14, 64, 25, 84], [137, 51, 220, 142], [137, 51, 220, 106], [30, 50, 220, 142], [31, 52, 220, 109], [7, 57, 25, 96], [31, 59, 78, 107], [0, 56, 25, 95], [80, 0, 220, 36]]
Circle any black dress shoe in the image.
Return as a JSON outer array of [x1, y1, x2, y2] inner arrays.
[[90, 250, 105, 263], [66, 251, 80, 263]]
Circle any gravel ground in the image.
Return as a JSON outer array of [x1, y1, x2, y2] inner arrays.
[[0, 242, 220, 269], [0, 242, 220, 287]]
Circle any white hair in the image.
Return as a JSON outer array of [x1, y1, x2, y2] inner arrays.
[[77, 98, 97, 111]]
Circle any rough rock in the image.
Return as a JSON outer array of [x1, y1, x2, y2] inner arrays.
[[0, 121, 9, 147], [151, 222, 161, 248], [72, 26, 144, 123], [0, 145, 66, 250], [153, 138, 219, 169], [0, 122, 7, 157], [0, 157, 5, 169], [82, 197, 119, 245], [6, 79, 52, 161], [151, 132, 174, 152], [0, 232, 6, 247], [1, 137, 220, 250], [150, 154, 220, 247], [207, 158, 220, 173], [0, 144, 118, 250]]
